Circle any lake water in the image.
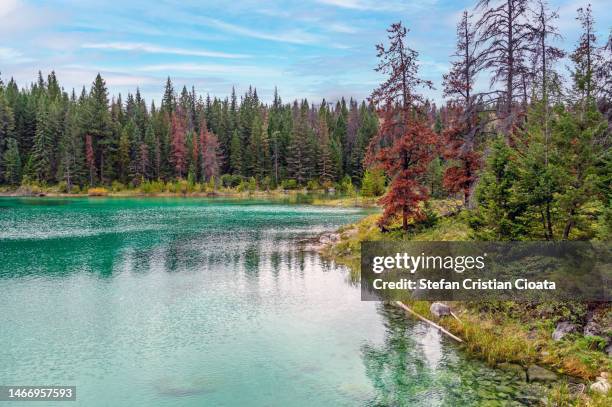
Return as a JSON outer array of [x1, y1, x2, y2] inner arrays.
[[0, 197, 545, 406]]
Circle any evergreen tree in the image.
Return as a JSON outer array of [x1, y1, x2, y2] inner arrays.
[[2, 138, 21, 185], [30, 100, 55, 183], [287, 100, 311, 185], [471, 137, 525, 240], [229, 129, 242, 175], [85, 74, 113, 183]]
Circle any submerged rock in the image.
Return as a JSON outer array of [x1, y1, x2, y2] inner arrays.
[[430, 302, 451, 318], [552, 321, 577, 341], [527, 365, 558, 383]]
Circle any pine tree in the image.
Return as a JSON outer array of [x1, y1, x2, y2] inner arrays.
[[57, 102, 85, 189], [85, 73, 113, 183], [170, 111, 187, 178], [118, 123, 131, 183], [368, 22, 435, 231], [472, 137, 525, 240], [229, 129, 242, 175], [3, 138, 21, 185], [162, 77, 175, 114], [200, 127, 222, 182], [30, 100, 55, 183], [0, 93, 15, 178], [249, 112, 270, 179], [317, 113, 335, 183], [287, 100, 311, 185], [475, 0, 535, 132], [85, 134, 95, 185]]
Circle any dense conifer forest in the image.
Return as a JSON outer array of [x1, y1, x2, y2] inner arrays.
[[0, 0, 609, 241], [0, 71, 379, 191]]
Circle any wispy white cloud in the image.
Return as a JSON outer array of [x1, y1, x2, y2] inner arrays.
[[200, 17, 321, 45], [0, 47, 34, 64], [82, 42, 250, 59], [328, 23, 358, 34], [316, 0, 435, 12], [0, 0, 19, 18], [135, 63, 281, 77]]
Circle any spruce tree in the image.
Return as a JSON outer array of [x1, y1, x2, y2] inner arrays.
[[229, 129, 242, 175], [30, 100, 55, 183], [3, 138, 21, 185]]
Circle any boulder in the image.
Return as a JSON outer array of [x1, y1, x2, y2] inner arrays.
[[552, 321, 577, 341], [583, 320, 601, 337], [605, 342, 612, 357], [590, 373, 610, 394], [319, 235, 330, 244], [527, 365, 558, 383], [430, 302, 451, 318]]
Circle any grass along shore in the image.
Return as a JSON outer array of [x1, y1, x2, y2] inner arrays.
[[0, 181, 379, 207], [319, 203, 612, 407]]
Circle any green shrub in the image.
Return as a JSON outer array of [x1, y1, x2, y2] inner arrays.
[[57, 181, 69, 193], [361, 169, 386, 197], [140, 180, 165, 194], [111, 181, 125, 192], [306, 179, 321, 191], [338, 175, 356, 196], [281, 179, 298, 190]]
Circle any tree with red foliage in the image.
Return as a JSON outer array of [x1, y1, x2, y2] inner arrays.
[[375, 119, 437, 230], [170, 110, 187, 178], [85, 134, 95, 185], [441, 107, 481, 206], [367, 22, 436, 231], [199, 125, 222, 182]]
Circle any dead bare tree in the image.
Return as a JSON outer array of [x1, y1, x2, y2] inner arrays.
[[475, 0, 536, 134]]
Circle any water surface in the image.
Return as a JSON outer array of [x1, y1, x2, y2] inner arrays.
[[0, 197, 544, 406]]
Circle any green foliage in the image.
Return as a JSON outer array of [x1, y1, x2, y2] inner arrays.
[[111, 180, 125, 192], [2, 138, 21, 185], [140, 180, 165, 194], [425, 156, 445, 198], [306, 179, 321, 191], [338, 175, 356, 196], [471, 137, 526, 240], [281, 179, 298, 190], [361, 168, 386, 197]]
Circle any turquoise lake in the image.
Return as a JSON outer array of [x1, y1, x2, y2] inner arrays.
[[0, 197, 546, 406]]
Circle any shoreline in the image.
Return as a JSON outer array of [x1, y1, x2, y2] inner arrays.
[[318, 212, 612, 406], [0, 189, 379, 208]]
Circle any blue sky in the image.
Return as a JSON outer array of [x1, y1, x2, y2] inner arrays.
[[0, 0, 610, 104]]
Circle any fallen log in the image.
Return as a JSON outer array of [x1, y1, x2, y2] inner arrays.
[[393, 301, 463, 343]]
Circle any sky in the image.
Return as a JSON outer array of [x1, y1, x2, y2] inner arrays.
[[0, 0, 610, 105]]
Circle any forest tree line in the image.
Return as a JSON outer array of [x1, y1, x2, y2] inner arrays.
[[0, 0, 610, 240], [0, 73, 379, 191], [366, 0, 610, 241]]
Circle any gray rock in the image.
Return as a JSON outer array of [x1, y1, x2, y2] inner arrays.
[[590, 373, 610, 394], [552, 321, 577, 341], [430, 302, 451, 318], [527, 365, 558, 383], [583, 322, 599, 337], [606, 342, 612, 357]]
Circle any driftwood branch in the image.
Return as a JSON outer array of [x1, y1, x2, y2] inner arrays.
[[393, 301, 464, 343]]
